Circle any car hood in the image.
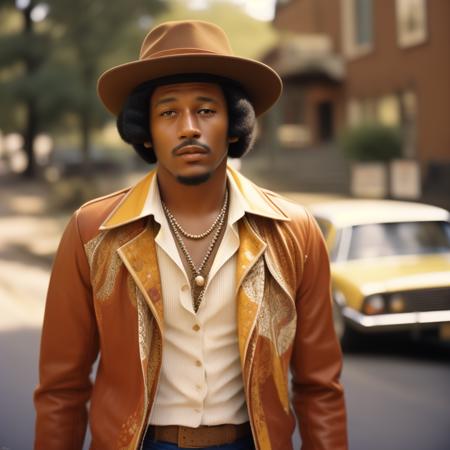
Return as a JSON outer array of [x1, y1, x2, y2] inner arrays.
[[332, 253, 450, 295]]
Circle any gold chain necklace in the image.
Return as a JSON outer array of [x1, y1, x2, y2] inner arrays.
[[162, 191, 228, 312], [162, 190, 228, 240]]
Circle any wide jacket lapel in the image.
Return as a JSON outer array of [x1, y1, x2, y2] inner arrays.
[[113, 219, 164, 449], [117, 220, 164, 333], [97, 170, 164, 330], [236, 217, 266, 368]]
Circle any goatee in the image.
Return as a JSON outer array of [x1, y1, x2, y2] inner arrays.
[[176, 172, 211, 186]]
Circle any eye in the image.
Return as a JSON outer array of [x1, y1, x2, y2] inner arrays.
[[160, 110, 176, 117], [198, 108, 216, 116]]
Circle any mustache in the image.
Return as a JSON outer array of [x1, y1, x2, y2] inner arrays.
[[172, 139, 211, 156]]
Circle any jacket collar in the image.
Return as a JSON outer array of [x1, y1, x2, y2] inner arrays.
[[99, 165, 289, 230]]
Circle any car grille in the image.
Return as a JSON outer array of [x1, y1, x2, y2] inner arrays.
[[391, 288, 450, 312]]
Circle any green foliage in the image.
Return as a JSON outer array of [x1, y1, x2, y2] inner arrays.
[[154, 0, 278, 59], [43, 0, 168, 131], [0, 0, 168, 149], [339, 123, 403, 162], [46, 0, 165, 65], [0, 33, 50, 67]]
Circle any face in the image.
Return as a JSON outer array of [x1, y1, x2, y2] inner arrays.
[[150, 82, 233, 186]]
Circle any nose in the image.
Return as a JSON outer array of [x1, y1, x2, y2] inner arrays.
[[178, 111, 201, 140]]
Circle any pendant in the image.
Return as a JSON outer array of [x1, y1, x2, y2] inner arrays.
[[194, 275, 205, 287]]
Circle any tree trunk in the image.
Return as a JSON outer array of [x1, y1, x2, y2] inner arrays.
[[80, 106, 92, 175], [78, 57, 96, 176], [22, 2, 38, 178], [23, 99, 37, 178]]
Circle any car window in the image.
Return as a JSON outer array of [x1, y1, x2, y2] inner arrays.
[[315, 218, 330, 238], [347, 221, 450, 259], [329, 228, 342, 262], [314, 217, 343, 262]]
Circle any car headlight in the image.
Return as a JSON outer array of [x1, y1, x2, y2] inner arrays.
[[363, 294, 386, 315], [389, 294, 406, 313], [333, 289, 347, 306]]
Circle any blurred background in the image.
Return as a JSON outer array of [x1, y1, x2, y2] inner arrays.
[[0, 0, 449, 449]]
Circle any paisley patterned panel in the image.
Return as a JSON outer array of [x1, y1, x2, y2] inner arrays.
[[85, 222, 162, 450], [257, 277, 296, 415], [117, 222, 164, 450], [257, 276, 296, 357], [238, 218, 300, 449], [84, 232, 105, 267], [84, 224, 143, 304], [136, 288, 153, 362], [117, 408, 140, 449], [250, 341, 273, 450], [241, 256, 265, 303], [236, 219, 266, 364], [118, 222, 164, 326]]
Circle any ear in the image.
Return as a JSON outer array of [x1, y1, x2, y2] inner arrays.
[[228, 136, 239, 143], [143, 141, 152, 148]]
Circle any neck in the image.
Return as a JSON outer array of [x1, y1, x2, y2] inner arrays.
[[157, 165, 228, 216]]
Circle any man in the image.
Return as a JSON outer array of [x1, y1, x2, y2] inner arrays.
[[34, 20, 347, 450]]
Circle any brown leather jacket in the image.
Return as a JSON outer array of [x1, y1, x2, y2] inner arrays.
[[34, 167, 347, 450]]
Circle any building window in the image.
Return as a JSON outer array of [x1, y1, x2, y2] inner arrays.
[[399, 90, 418, 158], [355, 0, 373, 46], [396, 0, 428, 48], [347, 98, 376, 126], [342, 0, 374, 58], [377, 95, 401, 127]]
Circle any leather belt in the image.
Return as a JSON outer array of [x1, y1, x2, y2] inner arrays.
[[148, 422, 252, 448]]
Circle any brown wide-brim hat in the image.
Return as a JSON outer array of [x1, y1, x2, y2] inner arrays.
[[97, 20, 282, 117]]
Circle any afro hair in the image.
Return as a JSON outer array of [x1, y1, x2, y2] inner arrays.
[[116, 74, 257, 164]]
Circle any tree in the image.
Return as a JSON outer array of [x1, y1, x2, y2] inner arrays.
[[0, 0, 167, 177], [0, 1, 52, 177], [45, 0, 167, 171]]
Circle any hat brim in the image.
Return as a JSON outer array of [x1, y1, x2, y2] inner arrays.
[[97, 53, 282, 117]]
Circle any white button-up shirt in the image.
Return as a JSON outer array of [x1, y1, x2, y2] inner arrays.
[[145, 172, 250, 426]]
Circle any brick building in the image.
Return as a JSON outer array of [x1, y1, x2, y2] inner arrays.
[[255, 0, 450, 201]]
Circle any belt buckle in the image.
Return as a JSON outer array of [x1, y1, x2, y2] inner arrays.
[[178, 425, 198, 448]]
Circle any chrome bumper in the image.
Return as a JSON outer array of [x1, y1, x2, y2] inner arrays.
[[342, 307, 450, 331]]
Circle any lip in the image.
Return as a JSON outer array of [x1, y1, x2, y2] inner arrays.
[[175, 145, 208, 156]]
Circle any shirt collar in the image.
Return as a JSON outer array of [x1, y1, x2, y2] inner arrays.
[[146, 168, 247, 228], [99, 165, 289, 231]]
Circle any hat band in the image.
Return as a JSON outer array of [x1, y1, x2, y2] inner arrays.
[[140, 47, 225, 60]]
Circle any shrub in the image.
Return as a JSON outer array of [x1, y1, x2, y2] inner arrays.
[[339, 123, 402, 162]]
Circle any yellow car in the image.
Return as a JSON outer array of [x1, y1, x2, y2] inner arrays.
[[311, 200, 450, 347]]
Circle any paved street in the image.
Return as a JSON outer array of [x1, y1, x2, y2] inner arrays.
[[341, 338, 450, 450], [0, 180, 65, 450], [1, 179, 449, 450]]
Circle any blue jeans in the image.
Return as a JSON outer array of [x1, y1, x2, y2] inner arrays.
[[142, 435, 255, 450]]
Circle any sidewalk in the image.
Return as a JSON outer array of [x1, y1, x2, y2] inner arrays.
[[0, 171, 145, 330], [0, 180, 69, 331]]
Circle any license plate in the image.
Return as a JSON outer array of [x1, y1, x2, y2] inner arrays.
[[439, 323, 450, 341]]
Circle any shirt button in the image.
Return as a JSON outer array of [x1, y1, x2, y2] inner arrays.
[[195, 360, 202, 367], [195, 384, 202, 390], [182, 285, 189, 291], [194, 408, 201, 413], [192, 324, 200, 332]]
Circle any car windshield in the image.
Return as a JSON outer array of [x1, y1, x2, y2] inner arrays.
[[347, 221, 450, 260]]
